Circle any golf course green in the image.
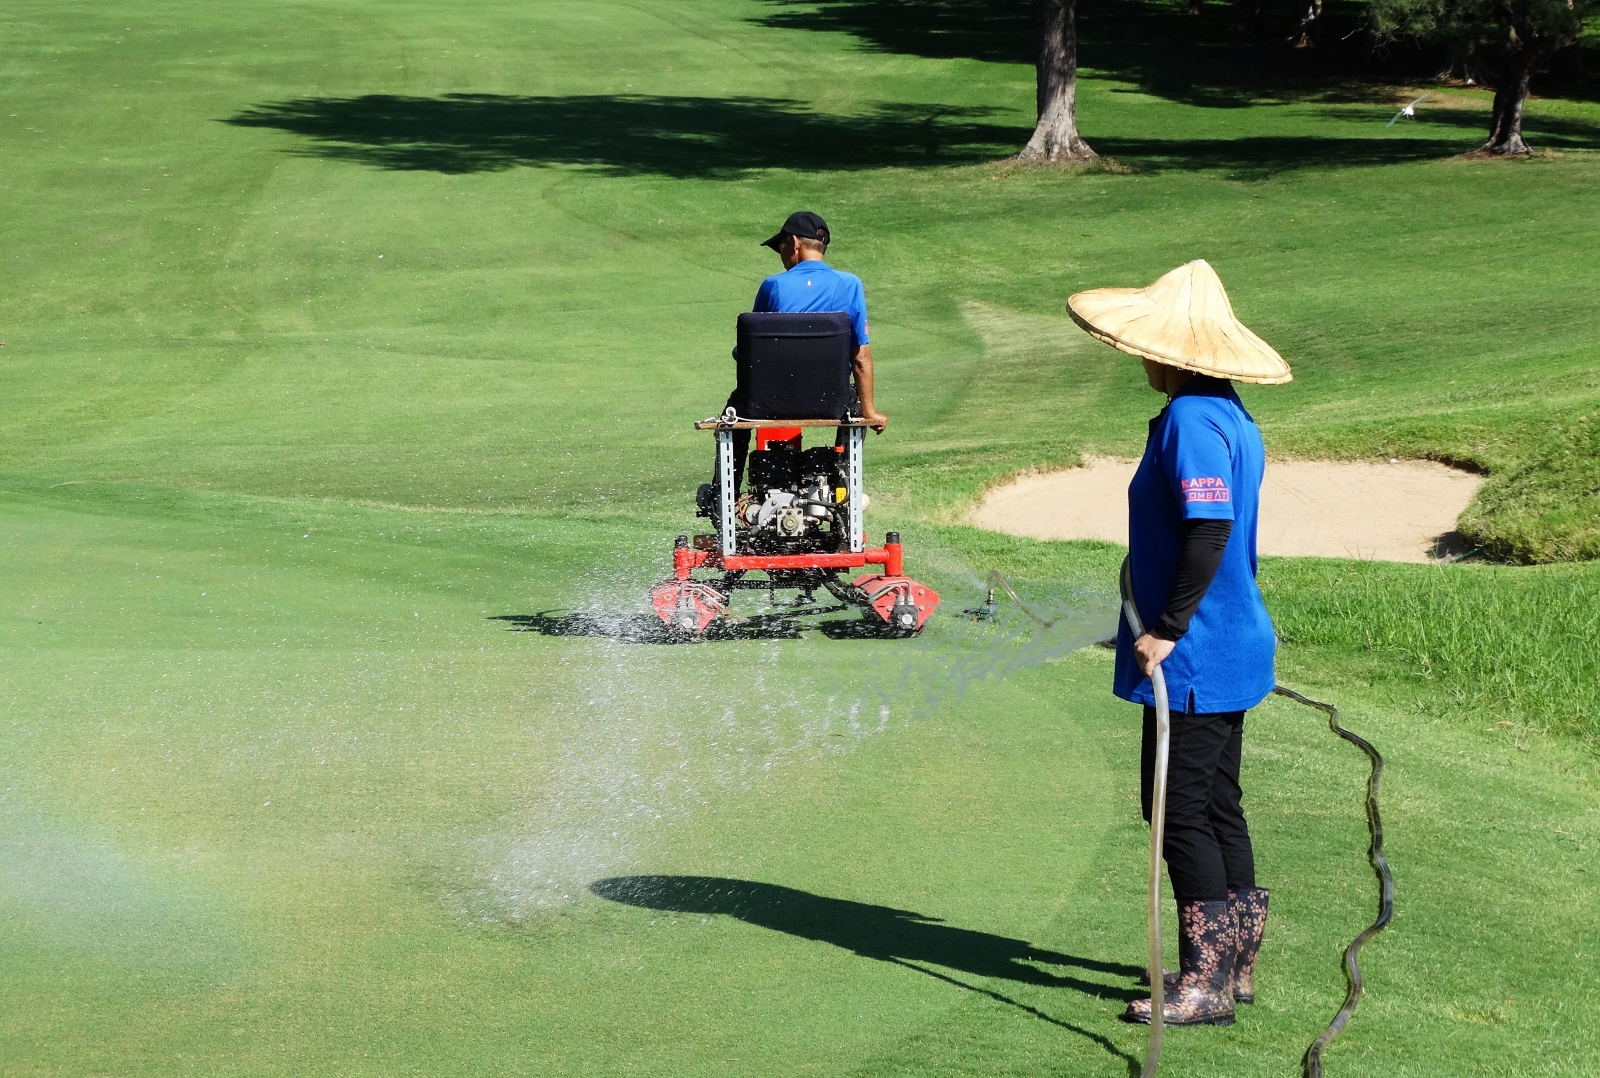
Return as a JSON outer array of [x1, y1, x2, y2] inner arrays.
[[2, 2, 1597, 1075]]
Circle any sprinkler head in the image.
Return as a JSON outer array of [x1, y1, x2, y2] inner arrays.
[[964, 587, 999, 622]]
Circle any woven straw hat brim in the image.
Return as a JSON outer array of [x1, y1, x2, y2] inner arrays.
[[1066, 262, 1292, 385]]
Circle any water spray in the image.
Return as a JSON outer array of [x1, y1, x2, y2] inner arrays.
[[977, 567, 1394, 1077], [484, 568, 1109, 918]]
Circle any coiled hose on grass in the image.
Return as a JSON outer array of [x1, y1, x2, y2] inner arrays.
[[980, 570, 1394, 1076]]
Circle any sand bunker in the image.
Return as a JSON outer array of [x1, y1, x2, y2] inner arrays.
[[972, 458, 1482, 563]]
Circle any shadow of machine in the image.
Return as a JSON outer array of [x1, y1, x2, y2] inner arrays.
[[489, 603, 915, 644]]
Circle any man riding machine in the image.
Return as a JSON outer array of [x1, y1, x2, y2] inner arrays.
[[648, 212, 939, 637]]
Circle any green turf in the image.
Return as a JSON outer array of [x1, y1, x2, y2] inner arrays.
[[3, 1, 1598, 1075], [1263, 556, 1600, 742]]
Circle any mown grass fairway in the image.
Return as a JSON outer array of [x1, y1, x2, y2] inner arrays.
[[2, 2, 1597, 1076]]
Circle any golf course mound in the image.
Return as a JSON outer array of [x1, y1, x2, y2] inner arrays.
[[971, 458, 1482, 562], [1459, 411, 1600, 563]]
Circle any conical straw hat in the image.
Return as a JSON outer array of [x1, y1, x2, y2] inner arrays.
[[1066, 260, 1292, 384]]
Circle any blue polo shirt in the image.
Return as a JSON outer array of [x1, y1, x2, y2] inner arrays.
[[753, 260, 870, 350], [1114, 379, 1276, 714]]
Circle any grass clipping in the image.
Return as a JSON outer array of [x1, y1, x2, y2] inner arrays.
[[1460, 412, 1600, 563]]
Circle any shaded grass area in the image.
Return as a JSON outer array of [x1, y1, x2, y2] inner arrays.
[[226, 94, 1024, 175], [220, 87, 1600, 186]]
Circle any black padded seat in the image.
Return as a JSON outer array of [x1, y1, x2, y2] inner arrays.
[[732, 312, 855, 421]]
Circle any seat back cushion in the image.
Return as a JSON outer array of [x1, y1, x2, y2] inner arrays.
[[733, 312, 854, 420]]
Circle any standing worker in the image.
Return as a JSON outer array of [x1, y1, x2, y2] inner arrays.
[[1067, 260, 1292, 1028]]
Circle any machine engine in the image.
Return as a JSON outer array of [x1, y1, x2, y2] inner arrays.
[[659, 410, 938, 638], [736, 445, 860, 553]]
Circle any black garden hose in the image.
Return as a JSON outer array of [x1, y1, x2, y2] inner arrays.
[[1270, 685, 1394, 1078]]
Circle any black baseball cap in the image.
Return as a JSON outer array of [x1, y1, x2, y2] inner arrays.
[[761, 211, 830, 250]]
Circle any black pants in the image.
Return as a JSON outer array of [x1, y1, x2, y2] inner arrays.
[[1141, 706, 1256, 902]]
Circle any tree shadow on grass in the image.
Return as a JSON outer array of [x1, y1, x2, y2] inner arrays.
[[753, 0, 1407, 109], [593, 875, 1143, 1072], [1094, 133, 1475, 178], [224, 93, 1023, 176], [226, 90, 1522, 179], [1367, 106, 1600, 149]]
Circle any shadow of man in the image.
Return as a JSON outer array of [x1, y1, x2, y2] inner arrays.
[[592, 875, 1141, 994], [592, 875, 1144, 1071]]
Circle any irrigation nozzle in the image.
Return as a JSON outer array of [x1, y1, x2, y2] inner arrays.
[[968, 570, 1062, 628], [963, 586, 998, 621]]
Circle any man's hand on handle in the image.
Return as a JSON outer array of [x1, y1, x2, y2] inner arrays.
[[1134, 633, 1176, 678], [863, 409, 888, 433]]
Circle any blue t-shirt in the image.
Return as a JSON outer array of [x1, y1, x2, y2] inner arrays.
[[753, 260, 870, 350], [1114, 379, 1276, 714]]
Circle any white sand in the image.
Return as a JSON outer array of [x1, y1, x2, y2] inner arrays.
[[971, 458, 1482, 563]]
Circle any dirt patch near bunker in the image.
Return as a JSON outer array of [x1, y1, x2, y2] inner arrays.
[[971, 458, 1482, 563]]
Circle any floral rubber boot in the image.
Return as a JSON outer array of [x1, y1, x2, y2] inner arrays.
[[1229, 887, 1269, 1004], [1123, 899, 1237, 1027], [1141, 888, 1271, 999]]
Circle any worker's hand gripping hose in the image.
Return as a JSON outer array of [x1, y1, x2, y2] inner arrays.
[[983, 570, 1392, 1076], [1118, 558, 1169, 1078]]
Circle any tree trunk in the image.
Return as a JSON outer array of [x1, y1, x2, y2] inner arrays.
[[1480, 54, 1535, 155], [1289, 0, 1322, 48], [1434, 40, 1476, 85], [1018, 0, 1096, 162]]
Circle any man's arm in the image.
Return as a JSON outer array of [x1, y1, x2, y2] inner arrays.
[[851, 345, 887, 433]]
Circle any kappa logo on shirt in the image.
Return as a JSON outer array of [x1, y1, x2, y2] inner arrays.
[[1181, 476, 1231, 503]]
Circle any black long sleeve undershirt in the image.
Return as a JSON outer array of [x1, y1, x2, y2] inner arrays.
[[1150, 519, 1233, 642]]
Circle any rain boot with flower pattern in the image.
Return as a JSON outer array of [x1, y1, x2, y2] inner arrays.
[[1123, 899, 1237, 1027], [1229, 887, 1269, 1004]]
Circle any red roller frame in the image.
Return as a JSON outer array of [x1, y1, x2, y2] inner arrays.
[[672, 539, 904, 578], [652, 419, 937, 634]]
